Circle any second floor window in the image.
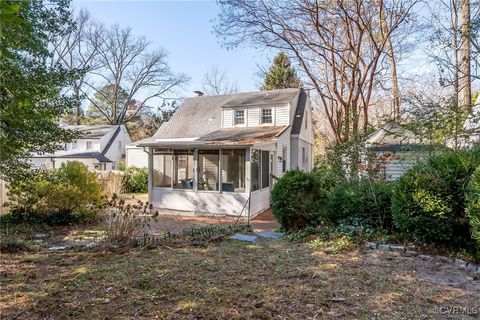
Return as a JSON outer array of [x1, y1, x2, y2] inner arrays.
[[262, 108, 272, 124], [86, 141, 93, 150], [234, 110, 245, 125]]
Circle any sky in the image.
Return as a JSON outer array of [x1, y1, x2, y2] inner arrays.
[[72, 0, 273, 99]]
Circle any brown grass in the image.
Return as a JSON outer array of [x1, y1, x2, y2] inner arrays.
[[1, 239, 479, 319]]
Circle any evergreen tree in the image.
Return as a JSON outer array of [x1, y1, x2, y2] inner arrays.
[[261, 52, 301, 90], [0, 0, 80, 181]]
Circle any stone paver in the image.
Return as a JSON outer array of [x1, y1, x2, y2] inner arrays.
[[229, 233, 258, 243], [256, 231, 284, 239]]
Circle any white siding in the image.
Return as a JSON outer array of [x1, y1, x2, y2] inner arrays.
[[275, 104, 290, 125], [248, 107, 260, 126], [150, 188, 250, 216], [275, 127, 291, 177], [103, 125, 132, 169], [126, 146, 149, 168], [223, 109, 234, 128], [250, 188, 270, 216], [299, 99, 314, 144]]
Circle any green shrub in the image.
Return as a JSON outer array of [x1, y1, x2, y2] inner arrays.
[[271, 168, 341, 232], [7, 161, 104, 225], [326, 179, 393, 231], [392, 148, 480, 247], [124, 167, 148, 193], [466, 166, 480, 246]]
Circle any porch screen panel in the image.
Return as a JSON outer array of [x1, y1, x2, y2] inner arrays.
[[251, 149, 261, 191], [153, 150, 172, 187], [221, 149, 245, 192], [198, 150, 219, 191], [261, 150, 270, 189], [173, 150, 194, 189]]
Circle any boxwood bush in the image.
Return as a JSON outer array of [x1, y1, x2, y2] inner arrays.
[[326, 179, 393, 231], [392, 148, 480, 247], [466, 166, 480, 246], [271, 168, 342, 231]]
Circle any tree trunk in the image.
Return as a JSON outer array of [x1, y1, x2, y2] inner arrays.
[[453, 0, 460, 150], [460, 0, 471, 114]]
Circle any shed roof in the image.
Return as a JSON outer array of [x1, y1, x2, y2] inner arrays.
[[366, 122, 420, 146], [198, 126, 288, 144], [33, 152, 112, 162]]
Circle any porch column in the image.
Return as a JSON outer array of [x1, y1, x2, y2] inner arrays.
[[245, 147, 251, 194], [193, 149, 198, 191], [147, 148, 153, 202]]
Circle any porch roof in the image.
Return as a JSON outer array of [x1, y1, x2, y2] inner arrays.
[[136, 126, 287, 148]]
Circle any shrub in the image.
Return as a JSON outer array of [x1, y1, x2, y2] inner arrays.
[[392, 148, 480, 247], [466, 166, 480, 246], [124, 167, 148, 193], [7, 162, 104, 225], [104, 197, 158, 246], [326, 179, 393, 231], [271, 168, 342, 231]]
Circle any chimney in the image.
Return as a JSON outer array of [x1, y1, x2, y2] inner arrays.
[[193, 90, 204, 97]]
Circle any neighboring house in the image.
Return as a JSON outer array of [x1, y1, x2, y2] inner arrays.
[[461, 95, 480, 147], [30, 125, 132, 172], [365, 122, 435, 180], [126, 145, 149, 168], [134, 88, 314, 217]]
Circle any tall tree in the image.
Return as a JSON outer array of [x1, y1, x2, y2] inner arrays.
[[215, 0, 417, 143], [460, 0, 472, 112], [0, 0, 79, 181], [51, 9, 104, 124], [202, 66, 238, 95], [261, 52, 301, 90], [85, 25, 189, 125]]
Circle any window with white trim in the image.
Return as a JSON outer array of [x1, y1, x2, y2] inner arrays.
[[86, 141, 93, 150], [261, 108, 272, 124], [234, 110, 245, 125]]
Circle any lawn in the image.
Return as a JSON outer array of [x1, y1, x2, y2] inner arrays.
[[1, 239, 479, 319]]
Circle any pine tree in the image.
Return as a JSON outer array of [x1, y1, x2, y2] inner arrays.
[[261, 52, 300, 90]]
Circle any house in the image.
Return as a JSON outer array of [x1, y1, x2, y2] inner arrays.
[[365, 122, 436, 180], [461, 95, 480, 147], [135, 88, 314, 217], [29, 125, 132, 172]]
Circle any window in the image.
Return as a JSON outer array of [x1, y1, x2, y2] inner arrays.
[[261, 150, 270, 189], [302, 147, 306, 165], [173, 150, 194, 189], [221, 149, 245, 192], [234, 110, 245, 125], [305, 112, 308, 129], [261, 108, 272, 124], [282, 147, 287, 173], [251, 149, 270, 191], [72, 141, 77, 149], [86, 141, 93, 150], [251, 150, 261, 191], [153, 149, 173, 187], [118, 140, 122, 151], [198, 150, 219, 191]]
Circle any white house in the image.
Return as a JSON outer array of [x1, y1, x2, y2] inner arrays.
[[29, 125, 132, 172], [135, 88, 314, 217]]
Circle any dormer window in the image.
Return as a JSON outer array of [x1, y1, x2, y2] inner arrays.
[[262, 108, 272, 124], [234, 110, 245, 125]]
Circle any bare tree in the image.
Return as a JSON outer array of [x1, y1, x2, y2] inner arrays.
[[202, 66, 238, 95], [215, 0, 417, 143], [51, 9, 104, 124], [460, 0, 472, 111], [84, 25, 189, 125]]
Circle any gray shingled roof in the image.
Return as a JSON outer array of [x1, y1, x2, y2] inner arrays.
[[62, 125, 118, 138], [34, 152, 112, 162], [136, 89, 304, 145]]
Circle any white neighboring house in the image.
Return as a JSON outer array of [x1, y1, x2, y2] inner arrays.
[[133, 88, 314, 217], [29, 125, 132, 172], [462, 95, 480, 146]]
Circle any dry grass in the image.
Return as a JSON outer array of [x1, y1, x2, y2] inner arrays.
[[1, 239, 479, 319]]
